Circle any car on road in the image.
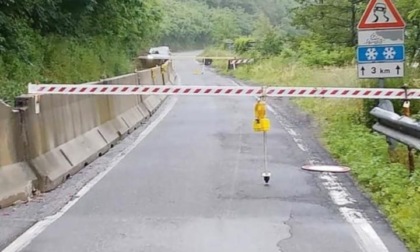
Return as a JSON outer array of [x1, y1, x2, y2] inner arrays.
[[148, 46, 171, 59]]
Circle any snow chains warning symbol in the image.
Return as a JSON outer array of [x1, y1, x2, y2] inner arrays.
[[365, 48, 378, 60]]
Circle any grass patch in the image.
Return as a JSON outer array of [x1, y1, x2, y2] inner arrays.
[[203, 49, 420, 252]]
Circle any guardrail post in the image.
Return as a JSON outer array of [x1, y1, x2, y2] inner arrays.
[[402, 84, 415, 174]]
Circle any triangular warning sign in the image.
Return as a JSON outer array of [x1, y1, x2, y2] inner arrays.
[[358, 0, 406, 30]]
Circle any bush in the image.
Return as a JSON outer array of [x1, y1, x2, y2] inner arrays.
[[255, 31, 283, 57], [234, 37, 255, 54], [298, 40, 354, 67]]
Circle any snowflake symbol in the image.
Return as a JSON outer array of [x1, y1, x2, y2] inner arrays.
[[383, 47, 396, 60], [365, 48, 378, 60]]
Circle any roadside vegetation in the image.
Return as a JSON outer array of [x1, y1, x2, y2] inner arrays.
[[0, 0, 162, 104], [1, 0, 420, 250]]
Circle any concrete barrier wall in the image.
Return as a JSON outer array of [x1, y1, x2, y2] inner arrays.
[[0, 101, 36, 208], [0, 60, 174, 208]]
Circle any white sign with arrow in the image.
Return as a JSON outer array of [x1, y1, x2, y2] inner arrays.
[[358, 62, 404, 78]]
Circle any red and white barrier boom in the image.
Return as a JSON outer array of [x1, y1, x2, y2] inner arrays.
[[28, 84, 420, 99]]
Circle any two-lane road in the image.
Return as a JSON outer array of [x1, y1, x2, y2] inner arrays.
[[2, 52, 408, 252]]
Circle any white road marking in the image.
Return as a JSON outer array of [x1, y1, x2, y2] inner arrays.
[[2, 96, 179, 252], [229, 78, 389, 252], [341, 207, 389, 252], [320, 173, 356, 206]]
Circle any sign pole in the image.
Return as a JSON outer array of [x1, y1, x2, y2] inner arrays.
[[378, 78, 385, 88], [263, 129, 269, 182]]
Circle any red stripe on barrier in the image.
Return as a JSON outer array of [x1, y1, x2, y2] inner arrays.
[[29, 85, 420, 100]]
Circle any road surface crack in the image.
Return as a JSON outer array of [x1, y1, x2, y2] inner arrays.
[[277, 210, 294, 251]]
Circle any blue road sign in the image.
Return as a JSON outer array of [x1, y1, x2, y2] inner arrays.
[[357, 45, 405, 63]]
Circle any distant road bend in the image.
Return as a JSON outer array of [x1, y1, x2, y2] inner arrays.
[[1, 51, 408, 252]]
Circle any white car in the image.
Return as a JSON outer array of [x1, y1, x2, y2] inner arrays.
[[148, 46, 171, 59]]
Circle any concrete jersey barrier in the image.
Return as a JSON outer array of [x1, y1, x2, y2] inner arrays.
[[0, 60, 174, 208], [0, 101, 37, 208]]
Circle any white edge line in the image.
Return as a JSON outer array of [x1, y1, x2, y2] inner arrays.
[[230, 79, 389, 252], [2, 96, 179, 252]]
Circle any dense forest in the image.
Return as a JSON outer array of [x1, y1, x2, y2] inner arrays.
[[1, 0, 420, 103]]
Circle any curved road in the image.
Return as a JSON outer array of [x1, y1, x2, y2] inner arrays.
[[1, 52, 408, 252]]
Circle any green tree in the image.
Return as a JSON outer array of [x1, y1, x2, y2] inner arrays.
[[210, 8, 241, 43], [292, 0, 365, 47], [397, 1, 420, 63], [159, 0, 212, 49]]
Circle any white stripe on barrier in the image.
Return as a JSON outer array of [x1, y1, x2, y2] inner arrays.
[[229, 59, 255, 65], [28, 84, 419, 99]]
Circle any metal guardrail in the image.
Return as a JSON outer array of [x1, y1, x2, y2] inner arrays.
[[370, 107, 420, 149], [370, 106, 419, 173]]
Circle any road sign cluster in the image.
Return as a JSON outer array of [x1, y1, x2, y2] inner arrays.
[[357, 0, 406, 79]]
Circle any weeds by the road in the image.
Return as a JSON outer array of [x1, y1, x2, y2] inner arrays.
[[203, 49, 420, 251], [0, 37, 134, 105]]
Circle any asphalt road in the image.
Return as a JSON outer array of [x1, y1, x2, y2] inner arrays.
[[1, 52, 408, 252]]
